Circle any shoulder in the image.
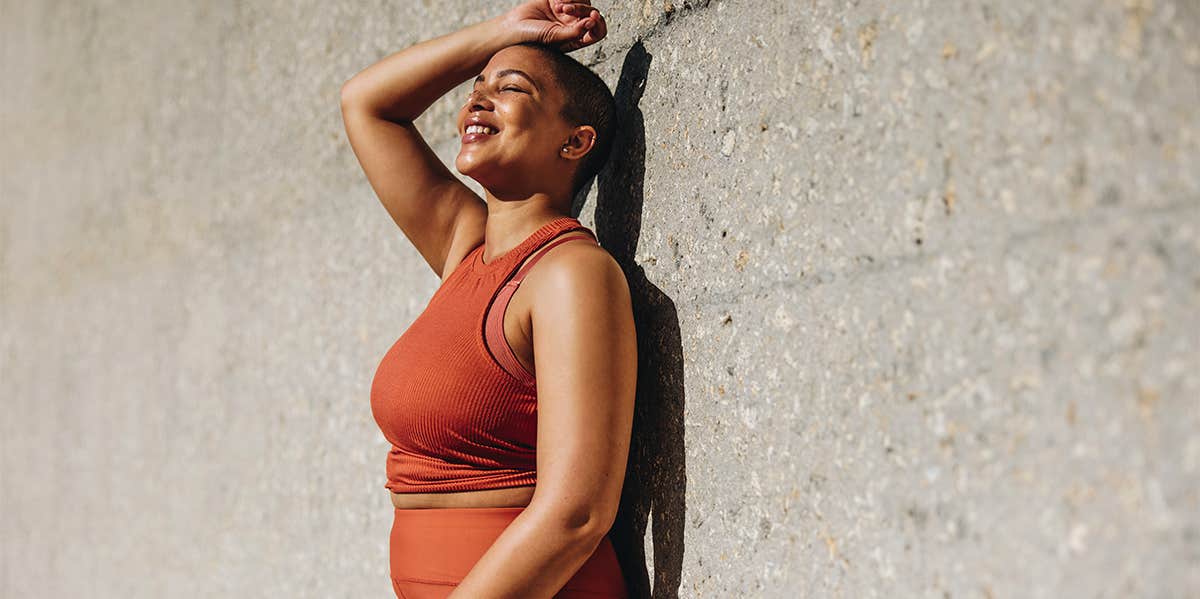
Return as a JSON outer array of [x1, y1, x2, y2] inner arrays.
[[525, 239, 631, 311], [524, 239, 637, 368]]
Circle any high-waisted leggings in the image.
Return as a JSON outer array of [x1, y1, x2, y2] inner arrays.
[[389, 506, 629, 599]]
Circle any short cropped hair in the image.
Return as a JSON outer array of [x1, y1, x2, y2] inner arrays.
[[515, 42, 617, 199]]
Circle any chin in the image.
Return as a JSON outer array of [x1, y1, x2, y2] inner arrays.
[[456, 156, 497, 189], [455, 152, 482, 177]]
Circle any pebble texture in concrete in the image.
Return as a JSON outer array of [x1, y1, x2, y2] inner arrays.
[[2, 0, 1198, 597]]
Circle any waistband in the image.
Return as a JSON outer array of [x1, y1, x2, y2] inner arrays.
[[389, 505, 626, 596]]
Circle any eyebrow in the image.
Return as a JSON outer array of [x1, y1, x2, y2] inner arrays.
[[474, 69, 541, 93]]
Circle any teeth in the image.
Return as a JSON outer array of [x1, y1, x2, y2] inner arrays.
[[466, 124, 498, 135]]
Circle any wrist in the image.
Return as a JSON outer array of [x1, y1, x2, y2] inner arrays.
[[482, 12, 526, 48]]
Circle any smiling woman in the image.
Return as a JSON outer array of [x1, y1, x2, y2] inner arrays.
[[454, 42, 617, 207], [339, 1, 633, 599]]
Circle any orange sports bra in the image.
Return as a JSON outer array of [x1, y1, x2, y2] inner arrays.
[[370, 216, 599, 494]]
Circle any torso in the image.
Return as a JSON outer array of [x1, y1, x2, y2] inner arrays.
[[390, 484, 536, 509], [389, 228, 594, 510]]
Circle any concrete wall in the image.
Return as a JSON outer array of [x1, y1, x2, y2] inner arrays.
[[2, 0, 1197, 597]]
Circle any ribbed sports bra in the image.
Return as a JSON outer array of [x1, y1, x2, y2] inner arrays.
[[369, 216, 599, 494]]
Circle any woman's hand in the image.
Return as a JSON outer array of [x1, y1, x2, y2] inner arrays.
[[501, 0, 608, 53]]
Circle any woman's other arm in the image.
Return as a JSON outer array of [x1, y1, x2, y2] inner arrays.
[[448, 243, 636, 598]]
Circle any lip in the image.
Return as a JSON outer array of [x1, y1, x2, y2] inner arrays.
[[461, 131, 498, 144], [464, 115, 500, 130], [461, 114, 501, 142]]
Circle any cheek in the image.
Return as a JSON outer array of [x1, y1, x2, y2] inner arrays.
[[496, 106, 561, 156], [511, 131, 561, 161], [503, 105, 552, 137]]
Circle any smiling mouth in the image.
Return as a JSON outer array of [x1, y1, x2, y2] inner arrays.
[[461, 128, 500, 144]]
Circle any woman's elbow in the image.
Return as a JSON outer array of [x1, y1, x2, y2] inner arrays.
[[534, 501, 617, 544], [340, 78, 365, 109]]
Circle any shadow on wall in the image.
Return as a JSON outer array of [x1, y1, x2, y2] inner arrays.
[[575, 41, 687, 599]]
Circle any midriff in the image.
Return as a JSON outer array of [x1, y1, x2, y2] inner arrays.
[[390, 484, 536, 509]]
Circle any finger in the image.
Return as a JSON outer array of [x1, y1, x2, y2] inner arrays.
[[554, 19, 592, 44], [587, 13, 607, 40], [558, 3, 592, 16], [573, 9, 598, 30], [577, 18, 595, 40]]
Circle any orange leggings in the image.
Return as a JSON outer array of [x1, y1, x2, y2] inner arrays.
[[389, 506, 629, 599]]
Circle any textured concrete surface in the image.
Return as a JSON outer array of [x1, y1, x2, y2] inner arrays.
[[2, 0, 1198, 597]]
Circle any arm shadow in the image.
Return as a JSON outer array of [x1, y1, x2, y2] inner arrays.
[[574, 40, 687, 599]]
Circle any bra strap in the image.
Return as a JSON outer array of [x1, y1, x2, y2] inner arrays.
[[507, 232, 598, 286], [483, 232, 598, 386]]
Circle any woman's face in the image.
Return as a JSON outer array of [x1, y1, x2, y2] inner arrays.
[[454, 46, 574, 196]]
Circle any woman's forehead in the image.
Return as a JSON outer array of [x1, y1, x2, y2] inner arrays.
[[485, 46, 551, 78]]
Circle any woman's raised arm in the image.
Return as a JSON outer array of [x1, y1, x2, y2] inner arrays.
[[339, 2, 603, 280], [340, 12, 517, 280]]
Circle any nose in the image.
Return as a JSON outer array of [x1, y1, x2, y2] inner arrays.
[[467, 90, 493, 113]]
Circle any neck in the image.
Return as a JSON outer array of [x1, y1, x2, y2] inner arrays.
[[479, 201, 569, 262]]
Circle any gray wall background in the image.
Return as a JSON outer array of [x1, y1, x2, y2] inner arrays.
[[3, 0, 1198, 597]]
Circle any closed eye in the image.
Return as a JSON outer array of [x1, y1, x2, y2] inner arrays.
[[465, 87, 524, 101]]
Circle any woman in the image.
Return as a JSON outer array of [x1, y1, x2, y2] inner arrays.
[[340, 1, 635, 597]]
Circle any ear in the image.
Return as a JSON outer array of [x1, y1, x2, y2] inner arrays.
[[559, 125, 597, 161]]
